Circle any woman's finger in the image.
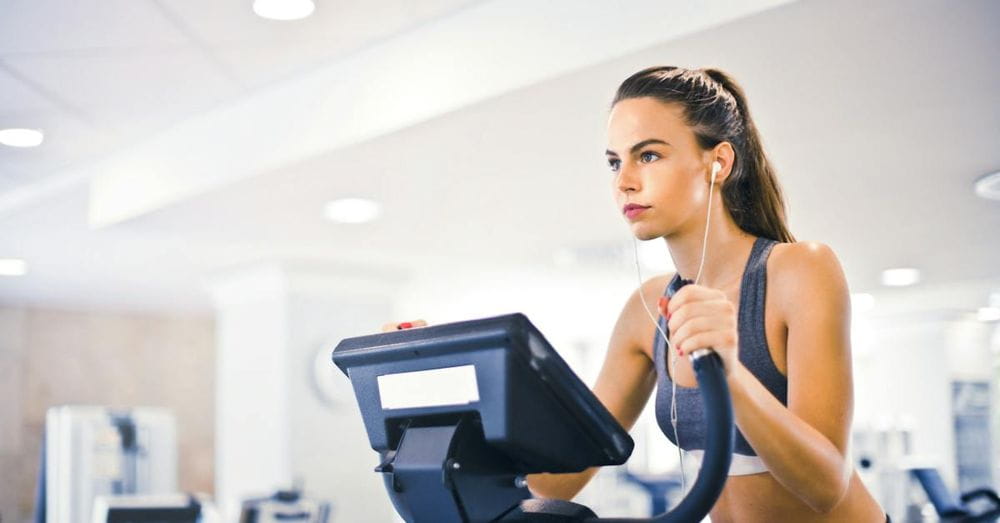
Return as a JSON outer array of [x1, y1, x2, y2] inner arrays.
[[665, 285, 725, 317], [667, 299, 734, 333], [677, 331, 736, 357], [657, 296, 669, 316], [380, 319, 429, 332], [671, 316, 724, 350]]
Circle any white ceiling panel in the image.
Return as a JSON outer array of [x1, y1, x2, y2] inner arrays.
[[0, 0, 190, 54], [0, 0, 480, 202], [3, 44, 241, 133], [0, 66, 61, 115], [0, 109, 119, 193], [158, 0, 475, 46], [161, 0, 479, 88], [83, 0, 793, 227]]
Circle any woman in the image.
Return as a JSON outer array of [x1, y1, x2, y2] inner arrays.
[[386, 66, 887, 522]]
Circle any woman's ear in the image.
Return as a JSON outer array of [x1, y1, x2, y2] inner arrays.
[[710, 142, 736, 183]]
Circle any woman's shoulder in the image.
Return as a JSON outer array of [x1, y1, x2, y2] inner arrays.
[[768, 240, 849, 319], [768, 241, 839, 270], [610, 273, 675, 357], [768, 240, 844, 279], [618, 273, 676, 322], [636, 273, 676, 309]]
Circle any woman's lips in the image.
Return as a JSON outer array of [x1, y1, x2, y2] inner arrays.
[[624, 206, 650, 219]]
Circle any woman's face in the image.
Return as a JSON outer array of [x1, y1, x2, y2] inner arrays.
[[606, 97, 712, 241]]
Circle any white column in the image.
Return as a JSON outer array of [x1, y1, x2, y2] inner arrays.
[[208, 263, 400, 522], [209, 264, 292, 519]]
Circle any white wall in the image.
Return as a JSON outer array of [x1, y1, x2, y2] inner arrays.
[[396, 262, 641, 384]]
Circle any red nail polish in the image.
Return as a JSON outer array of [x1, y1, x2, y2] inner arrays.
[[398, 322, 413, 329]]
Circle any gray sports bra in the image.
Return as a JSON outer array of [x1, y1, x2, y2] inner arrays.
[[653, 236, 787, 475]]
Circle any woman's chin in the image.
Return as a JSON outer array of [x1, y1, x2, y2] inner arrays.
[[631, 226, 665, 242]]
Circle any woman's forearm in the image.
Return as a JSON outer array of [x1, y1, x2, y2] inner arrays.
[[727, 363, 851, 513], [525, 467, 600, 501]]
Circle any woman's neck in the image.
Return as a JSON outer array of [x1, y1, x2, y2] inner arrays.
[[665, 211, 756, 291]]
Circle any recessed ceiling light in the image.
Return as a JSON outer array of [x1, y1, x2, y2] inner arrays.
[[974, 170, 1000, 201], [323, 198, 380, 224], [881, 267, 920, 287], [977, 307, 1000, 322], [253, 0, 315, 20], [0, 128, 44, 148], [0, 258, 28, 276]]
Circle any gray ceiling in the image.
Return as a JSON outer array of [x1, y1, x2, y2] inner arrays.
[[0, 0, 998, 311]]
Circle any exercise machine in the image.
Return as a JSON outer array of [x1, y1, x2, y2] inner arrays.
[[911, 467, 1000, 522], [333, 312, 734, 522], [239, 489, 331, 522], [37, 406, 178, 523]]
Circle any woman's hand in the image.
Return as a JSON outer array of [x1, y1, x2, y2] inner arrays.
[[657, 284, 739, 375], [380, 319, 428, 333]]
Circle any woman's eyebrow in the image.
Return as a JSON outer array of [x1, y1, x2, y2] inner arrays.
[[605, 138, 671, 156]]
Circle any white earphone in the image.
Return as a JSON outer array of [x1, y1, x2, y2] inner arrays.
[[711, 160, 722, 184]]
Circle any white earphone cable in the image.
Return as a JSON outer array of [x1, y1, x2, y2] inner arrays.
[[694, 166, 717, 286], [631, 161, 718, 494], [632, 235, 688, 492]]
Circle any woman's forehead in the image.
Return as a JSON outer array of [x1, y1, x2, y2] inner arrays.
[[607, 98, 690, 151]]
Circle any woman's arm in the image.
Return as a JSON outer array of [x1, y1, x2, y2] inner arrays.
[[664, 241, 855, 513], [728, 242, 855, 513], [526, 277, 662, 500], [730, 243, 854, 513]]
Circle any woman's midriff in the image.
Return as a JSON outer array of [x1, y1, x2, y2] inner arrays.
[[707, 470, 885, 523]]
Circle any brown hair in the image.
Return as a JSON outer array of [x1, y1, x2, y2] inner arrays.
[[612, 66, 795, 243]]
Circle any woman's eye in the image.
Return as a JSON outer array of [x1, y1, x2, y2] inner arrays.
[[640, 151, 660, 163]]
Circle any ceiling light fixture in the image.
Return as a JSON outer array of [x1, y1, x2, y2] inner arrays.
[[974, 170, 1000, 201], [881, 267, 921, 287], [0, 258, 28, 276], [253, 0, 315, 20], [977, 307, 1000, 322], [323, 198, 380, 224], [0, 128, 44, 148]]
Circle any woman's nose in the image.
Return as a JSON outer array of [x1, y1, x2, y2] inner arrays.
[[616, 162, 639, 193]]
